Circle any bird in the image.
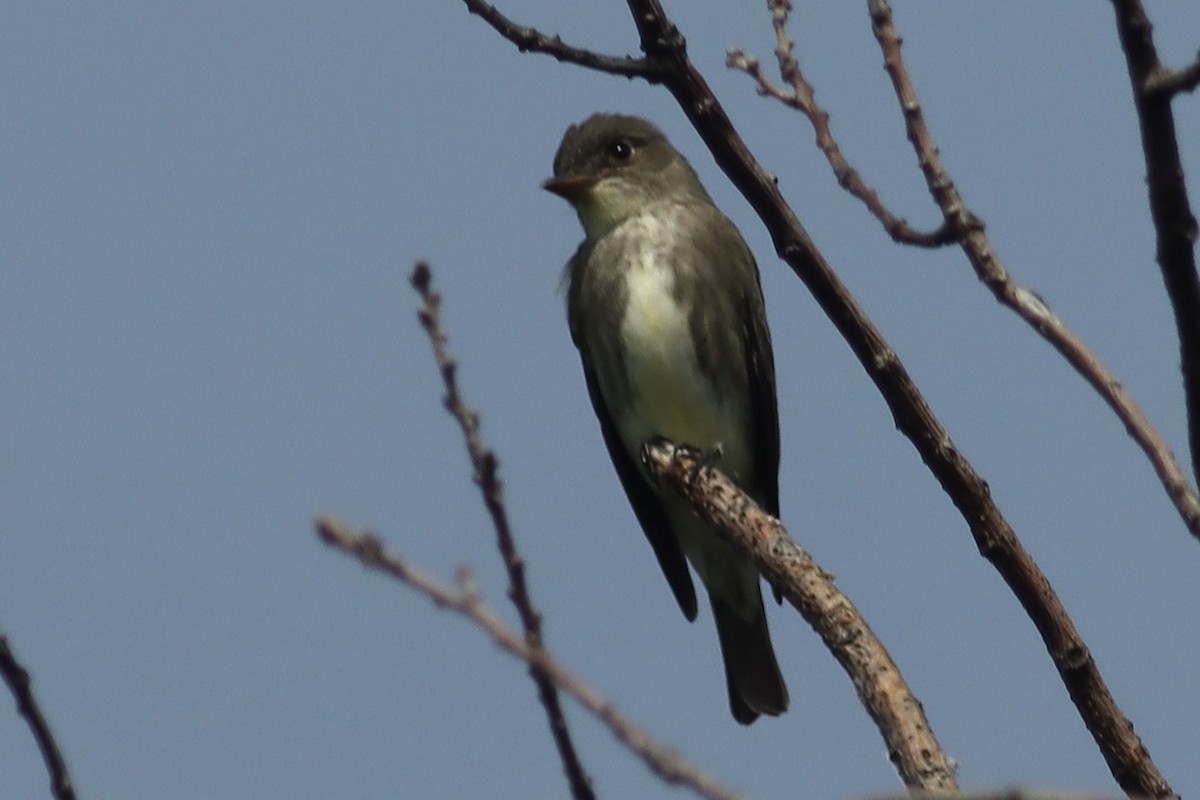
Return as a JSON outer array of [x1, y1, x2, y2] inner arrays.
[[543, 113, 788, 723]]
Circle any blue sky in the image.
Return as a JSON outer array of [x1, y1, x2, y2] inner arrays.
[[3, 3, 1199, 798]]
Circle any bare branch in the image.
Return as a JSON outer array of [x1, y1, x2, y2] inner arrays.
[[315, 517, 744, 800], [726, 0, 957, 248], [460, 0, 653, 79], [1, 632, 77, 800], [1110, 0, 1200, 501], [641, 440, 959, 793], [729, 0, 1200, 542], [863, 3, 1181, 794], [409, 261, 594, 800], [848, 0, 1200, 542]]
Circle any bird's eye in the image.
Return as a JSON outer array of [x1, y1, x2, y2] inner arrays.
[[608, 140, 633, 162]]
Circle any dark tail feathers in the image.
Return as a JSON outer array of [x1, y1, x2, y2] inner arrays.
[[710, 594, 788, 724]]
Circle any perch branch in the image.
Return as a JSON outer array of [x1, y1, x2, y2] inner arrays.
[[642, 440, 958, 792]]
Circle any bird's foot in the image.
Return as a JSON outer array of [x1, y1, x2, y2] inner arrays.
[[647, 436, 723, 483]]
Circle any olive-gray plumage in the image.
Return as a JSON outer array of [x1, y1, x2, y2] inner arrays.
[[544, 113, 788, 723]]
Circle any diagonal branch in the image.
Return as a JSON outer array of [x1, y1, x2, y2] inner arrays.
[[641, 440, 958, 793], [864, 0, 1200, 542], [1, 632, 77, 800], [730, 1, 1200, 542], [1110, 0, 1200, 496], [730, 0, 1200, 540], [460, 0, 1179, 795], [409, 261, 594, 800], [316, 517, 743, 800]]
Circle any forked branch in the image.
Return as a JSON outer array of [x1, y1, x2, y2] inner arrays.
[[728, 0, 1200, 541], [316, 518, 742, 800], [458, 0, 1180, 795], [1111, 0, 1200, 497]]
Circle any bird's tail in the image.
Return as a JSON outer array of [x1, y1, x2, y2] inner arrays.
[[710, 590, 788, 724]]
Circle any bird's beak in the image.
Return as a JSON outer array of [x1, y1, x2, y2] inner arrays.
[[542, 174, 595, 201]]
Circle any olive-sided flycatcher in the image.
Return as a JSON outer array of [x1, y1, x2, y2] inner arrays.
[[543, 113, 787, 724]]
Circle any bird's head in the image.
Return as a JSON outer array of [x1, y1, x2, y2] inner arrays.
[[543, 114, 708, 239]]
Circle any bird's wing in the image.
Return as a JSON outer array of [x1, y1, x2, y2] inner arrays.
[[687, 209, 781, 520], [741, 264, 780, 519], [741, 267, 783, 605], [578, 356, 699, 621]]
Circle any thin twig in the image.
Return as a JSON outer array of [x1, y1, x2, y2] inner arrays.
[[642, 440, 959, 793], [865, 0, 1200, 546], [460, 0, 653, 79], [730, 0, 1200, 540], [316, 517, 743, 800], [0, 632, 77, 800], [409, 261, 594, 800], [1110, 0, 1200, 501], [726, 0, 956, 247]]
